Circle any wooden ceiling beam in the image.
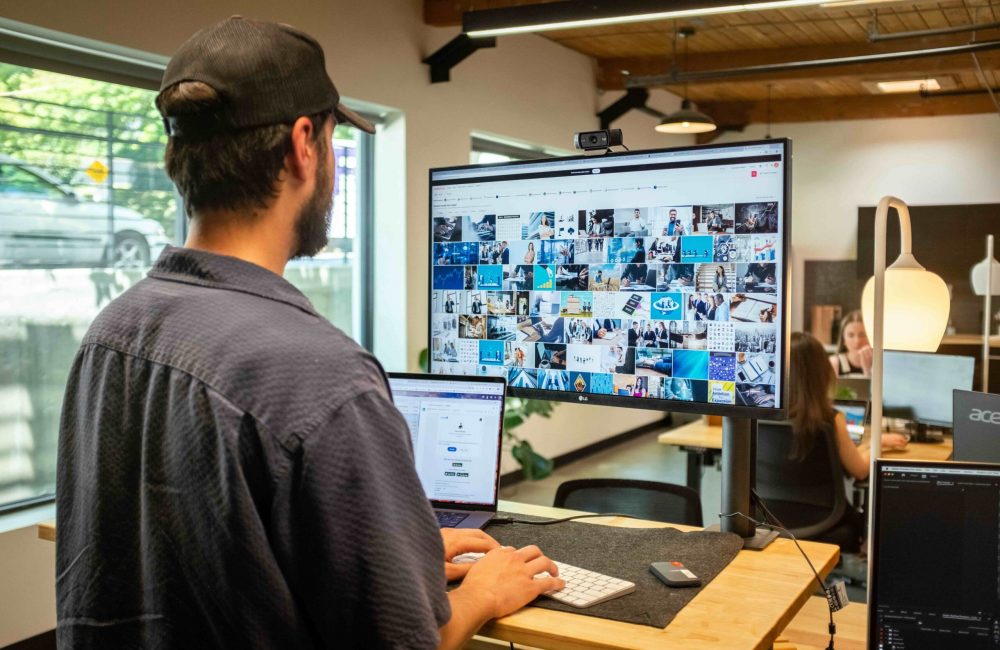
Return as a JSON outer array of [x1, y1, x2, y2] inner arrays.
[[695, 92, 997, 132], [598, 33, 1000, 89]]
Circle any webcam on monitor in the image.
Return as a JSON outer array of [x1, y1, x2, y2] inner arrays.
[[574, 129, 623, 151]]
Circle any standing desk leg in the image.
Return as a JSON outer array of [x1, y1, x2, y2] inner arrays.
[[685, 449, 702, 492]]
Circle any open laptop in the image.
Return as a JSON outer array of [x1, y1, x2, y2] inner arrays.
[[833, 399, 868, 444], [953, 389, 1000, 463], [388, 372, 506, 529]]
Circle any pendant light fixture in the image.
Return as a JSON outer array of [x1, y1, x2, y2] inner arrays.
[[655, 27, 717, 135]]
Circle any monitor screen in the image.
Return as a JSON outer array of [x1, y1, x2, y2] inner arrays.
[[870, 460, 1000, 648], [883, 351, 975, 426], [388, 373, 505, 508], [428, 140, 789, 417]]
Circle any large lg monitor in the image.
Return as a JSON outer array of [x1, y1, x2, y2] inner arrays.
[[428, 140, 790, 418], [870, 460, 1000, 648], [883, 351, 974, 427]]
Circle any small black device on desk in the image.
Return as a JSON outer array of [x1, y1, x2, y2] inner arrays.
[[650, 561, 701, 587]]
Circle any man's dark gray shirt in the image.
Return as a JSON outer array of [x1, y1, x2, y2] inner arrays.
[[56, 247, 450, 648]]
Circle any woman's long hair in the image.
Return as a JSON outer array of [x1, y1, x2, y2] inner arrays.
[[788, 331, 836, 459]]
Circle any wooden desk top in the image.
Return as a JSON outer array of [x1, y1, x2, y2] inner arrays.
[[658, 418, 953, 462], [479, 500, 839, 650], [38, 520, 54, 542], [38, 503, 838, 649]]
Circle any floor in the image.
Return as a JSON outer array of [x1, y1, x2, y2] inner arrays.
[[498, 415, 867, 603]]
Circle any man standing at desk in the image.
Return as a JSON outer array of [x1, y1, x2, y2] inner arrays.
[[55, 17, 561, 650]]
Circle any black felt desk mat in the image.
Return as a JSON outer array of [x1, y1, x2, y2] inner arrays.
[[484, 512, 743, 628]]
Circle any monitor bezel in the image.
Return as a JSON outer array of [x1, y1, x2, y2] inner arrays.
[[387, 371, 507, 511], [427, 138, 791, 420], [868, 458, 1000, 647]]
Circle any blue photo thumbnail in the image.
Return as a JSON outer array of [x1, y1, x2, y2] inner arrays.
[[680, 236, 714, 263], [589, 373, 614, 395], [433, 265, 464, 290], [479, 340, 505, 365], [508, 368, 538, 389], [709, 352, 737, 381], [651, 292, 683, 320], [477, 265, 503, 290], [672, 349, 709, 380]]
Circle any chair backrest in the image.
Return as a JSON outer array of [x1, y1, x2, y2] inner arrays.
[[553, 478, 703, 527], [755, 420, 848, 538]]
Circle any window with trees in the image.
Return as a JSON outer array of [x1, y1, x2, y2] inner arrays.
[[0, 59, 372, 512]]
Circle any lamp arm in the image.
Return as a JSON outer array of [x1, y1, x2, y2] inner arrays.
[[870, 196, 905, 452], [984, 235, 993, 392], [866, 195, 909, 614]]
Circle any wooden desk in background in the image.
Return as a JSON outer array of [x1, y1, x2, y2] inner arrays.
[[658, 418, 954, 491], [40, 500, 839, 649]]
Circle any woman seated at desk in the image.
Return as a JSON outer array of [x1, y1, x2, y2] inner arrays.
[[828, 309, 872, 377], [792, 332, 906, 481]]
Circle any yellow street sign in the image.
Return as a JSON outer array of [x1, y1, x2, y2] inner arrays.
[[86, 160, 108, 184]]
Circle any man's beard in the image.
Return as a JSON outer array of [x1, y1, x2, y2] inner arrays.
[[291, 145, 334, 259]]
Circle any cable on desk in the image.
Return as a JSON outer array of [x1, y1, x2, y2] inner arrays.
[[720, 490, 839, 650], [491, 513, 642, 525]]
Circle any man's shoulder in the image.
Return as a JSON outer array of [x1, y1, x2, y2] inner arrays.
[[85, 275, 388, 436]]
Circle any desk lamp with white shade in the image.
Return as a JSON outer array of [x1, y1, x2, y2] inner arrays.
[[970, 235, 1000, 391], [860, 195, 951, 614]]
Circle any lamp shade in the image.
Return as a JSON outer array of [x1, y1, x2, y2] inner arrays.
[[862, 265, 950, 352], [971, 255, 1000, 296], [655, 99, 717, 134]]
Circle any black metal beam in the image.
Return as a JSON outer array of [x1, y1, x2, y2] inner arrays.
[[597, 87, 655, 129], [422, 34, 496, 83], [869, 20, 1000, 43], [627, 39, 1000, 85]]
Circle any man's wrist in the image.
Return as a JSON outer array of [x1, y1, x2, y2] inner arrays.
[[450, 583, 497, 624]]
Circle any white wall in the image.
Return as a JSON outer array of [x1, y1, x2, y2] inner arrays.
[[711, 113, 1000, 329]]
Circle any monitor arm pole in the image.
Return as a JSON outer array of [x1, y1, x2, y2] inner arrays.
[[720, 416, 779, 550]]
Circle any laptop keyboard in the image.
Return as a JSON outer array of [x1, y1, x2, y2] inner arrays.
[[452, 553, 635, 608], [435, 511, 470, 528]]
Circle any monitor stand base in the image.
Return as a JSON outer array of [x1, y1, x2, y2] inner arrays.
[[706, 523, 780, 550]]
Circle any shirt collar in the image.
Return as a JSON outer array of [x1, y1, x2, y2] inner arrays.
[[148, 246, 319, 317]]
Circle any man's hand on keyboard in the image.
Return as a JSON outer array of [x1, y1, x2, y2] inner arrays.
[[442, 529, 500, 581], [460, 545, 565, 619]]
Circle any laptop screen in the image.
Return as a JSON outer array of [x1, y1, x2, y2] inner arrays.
[[389, 374, 506, 508], [870, 460, 1000, 648], [833, 400, 867, 441]]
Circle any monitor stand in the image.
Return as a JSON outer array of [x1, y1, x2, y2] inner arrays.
[[905, 421, 946, 443], [705, 416, 779, 551]]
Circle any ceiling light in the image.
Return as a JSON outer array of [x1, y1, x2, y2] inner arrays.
[[655, 100, 718, 134], [875, 78, 942, 93], [464, 0, 837, 38], [819, 0, 909, 7]]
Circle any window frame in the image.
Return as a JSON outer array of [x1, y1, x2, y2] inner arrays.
[[0, 20, 378, 515]]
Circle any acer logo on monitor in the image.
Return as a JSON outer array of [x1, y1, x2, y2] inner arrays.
[[969, 408, 1000, 424]]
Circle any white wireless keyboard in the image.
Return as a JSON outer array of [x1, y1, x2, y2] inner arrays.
[[452, 553, 636, 608]]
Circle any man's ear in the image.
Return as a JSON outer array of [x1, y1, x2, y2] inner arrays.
[[287, 116, 318, 183]]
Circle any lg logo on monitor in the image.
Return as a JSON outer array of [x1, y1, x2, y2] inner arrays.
[[969, 408, 1000, 424]]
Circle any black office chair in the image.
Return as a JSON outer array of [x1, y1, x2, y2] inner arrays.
[[553, 478, 703, 527], [755, 421, 863, 553]]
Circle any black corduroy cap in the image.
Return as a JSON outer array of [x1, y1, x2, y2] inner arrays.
[[157, 16, 374, 137]]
